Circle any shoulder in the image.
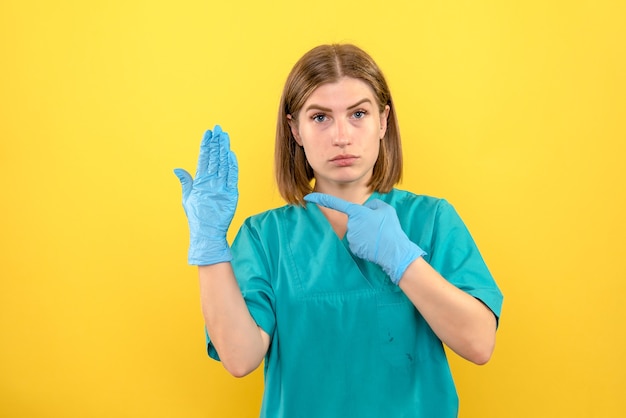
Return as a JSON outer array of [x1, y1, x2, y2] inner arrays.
[[240, 203, 305, 231], [232, 203, 310, 262], [378, 188, 453, 214], [377, 189, 468, 236]]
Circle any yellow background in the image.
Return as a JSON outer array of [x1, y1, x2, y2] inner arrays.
[[1, 0, 624, 416]]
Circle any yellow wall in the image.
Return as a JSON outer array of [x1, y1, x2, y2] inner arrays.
[[1, 0, 624, 416]]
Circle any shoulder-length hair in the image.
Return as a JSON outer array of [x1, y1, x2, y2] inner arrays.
[[275, 43, 403, 205]]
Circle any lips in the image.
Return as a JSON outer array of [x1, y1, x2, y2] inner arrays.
[[330, 154, 358, 166]]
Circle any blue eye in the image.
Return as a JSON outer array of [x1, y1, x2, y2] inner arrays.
[[312, 114, 327, 123], [353, 110, 367, 119]]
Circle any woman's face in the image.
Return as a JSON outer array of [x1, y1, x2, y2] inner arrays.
[[289, 77, 389, 194]]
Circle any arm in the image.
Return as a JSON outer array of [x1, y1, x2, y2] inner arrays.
[[174, 126, 269, 377], [399, 257, 496, 364], [199, 263, 270, 377]]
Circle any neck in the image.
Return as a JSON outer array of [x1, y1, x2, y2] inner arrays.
[[313, 183, 373, 205]]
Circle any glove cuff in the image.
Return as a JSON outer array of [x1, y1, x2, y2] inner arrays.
[[388, 243, 427, 285], [188, 237, 232, 266]]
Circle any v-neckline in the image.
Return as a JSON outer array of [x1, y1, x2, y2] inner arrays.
[[301, 191, 391, 291], [308, 191, 381, 241]]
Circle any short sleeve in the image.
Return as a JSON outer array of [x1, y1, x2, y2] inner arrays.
[[206, 219, 277, 360], [428, 200, 503, 323]]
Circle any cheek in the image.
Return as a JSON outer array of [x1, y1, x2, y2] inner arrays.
[[299, 131, 326, 152], [301, 143, 322, 162], [372, 140, 381, 157]]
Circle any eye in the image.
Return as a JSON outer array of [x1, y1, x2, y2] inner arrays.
[[353, 110, 367, 119], [312, 113, 328, 123]]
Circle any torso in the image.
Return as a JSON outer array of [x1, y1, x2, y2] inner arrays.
[[226, 189, 502, 417]]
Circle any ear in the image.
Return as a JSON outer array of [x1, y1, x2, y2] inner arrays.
[[379, 105, 390, 139], [287, 114, 303, 146]]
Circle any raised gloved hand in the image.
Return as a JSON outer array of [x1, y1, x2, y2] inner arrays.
[[304, 193, 426, 285], [174, 125, 238, 265]]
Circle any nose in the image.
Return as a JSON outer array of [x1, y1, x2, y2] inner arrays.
[[332, 119, 351, 147]]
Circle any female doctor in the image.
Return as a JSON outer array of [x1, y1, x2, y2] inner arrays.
[[174, 43, 503, 417]]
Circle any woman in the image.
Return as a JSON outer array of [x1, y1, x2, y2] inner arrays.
[[174, 43, 503, 417]]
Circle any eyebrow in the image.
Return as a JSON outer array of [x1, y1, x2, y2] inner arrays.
[[304, 98, 373, 113]]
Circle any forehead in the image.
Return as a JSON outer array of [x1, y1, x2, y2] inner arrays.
[[303, 77, 378, 108]]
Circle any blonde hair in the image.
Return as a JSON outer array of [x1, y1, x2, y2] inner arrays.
[[275, 44, 403, 205]]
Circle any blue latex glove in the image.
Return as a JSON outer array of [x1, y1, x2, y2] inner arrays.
[[304, 193, 426, 285], [174, 125, 238, 265]]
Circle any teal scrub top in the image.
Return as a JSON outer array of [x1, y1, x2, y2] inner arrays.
[[207, 189, 503, 418]]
